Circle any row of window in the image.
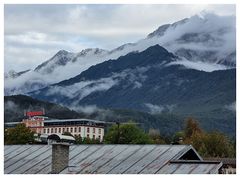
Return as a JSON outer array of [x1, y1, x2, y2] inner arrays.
[[73, 134, 101, 140], [42, 126, 102, 134], [26, 121, 44, 127]]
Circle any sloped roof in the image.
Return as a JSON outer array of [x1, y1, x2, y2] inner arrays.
[[4, 144, 222, 174], [204, 158, 236, 166], [159, 160, 223, 174]]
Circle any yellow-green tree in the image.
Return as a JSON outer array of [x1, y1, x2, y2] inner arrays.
[[200, 131, 235, 158], [181, 118, 235, 158], [184, 117, 203, 138], [4, 124, 35, 145]]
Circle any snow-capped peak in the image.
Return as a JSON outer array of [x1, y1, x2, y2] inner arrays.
[[34, 50, 76, 74], [4, 69, 31, 79], [147, 18, 189, 38], [5, 12, 236, 96], [77, 48, 108, 57]]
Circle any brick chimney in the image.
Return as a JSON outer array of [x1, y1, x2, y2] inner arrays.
[[51, 143, 70, 174]]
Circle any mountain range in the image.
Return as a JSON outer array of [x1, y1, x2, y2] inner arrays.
[[28, 44, 236, 136], [4, 13, 235, 95], [4, 12, 236, 137]]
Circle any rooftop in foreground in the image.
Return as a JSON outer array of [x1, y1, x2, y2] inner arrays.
[[4, 144, 223, 174]]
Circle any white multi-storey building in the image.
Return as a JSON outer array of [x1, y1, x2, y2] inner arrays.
[[6, 117, 105, 142], [42, 119, 105, 141]]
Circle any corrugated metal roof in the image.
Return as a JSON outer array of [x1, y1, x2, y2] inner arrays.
[[159, 161, 223, 174], [4, 144, 222, 174], [204, 158, 236, 166]]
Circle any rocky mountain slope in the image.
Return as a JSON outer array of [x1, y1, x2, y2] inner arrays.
[[5, 13, 235, 95], [28, 45, 236, 136]]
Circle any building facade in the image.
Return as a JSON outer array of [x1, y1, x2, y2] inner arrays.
[[22, 116, 46, 134], [42, 119, 105, 141], [5, 113, 105, 142]]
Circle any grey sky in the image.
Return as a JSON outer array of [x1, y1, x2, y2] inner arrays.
[[4, 4, 235, 72]]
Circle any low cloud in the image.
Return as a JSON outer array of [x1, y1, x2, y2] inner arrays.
[[145, 103, 165, 114], [4, 100, 19, 112], [46, 66, 149, 101], [4, 70, 53, 95], [144, 103, 176, 115], [167, 59, 231, 72], [46, 76, 118, 100], [225, 102, 236, 112], [133, 81, 143, 89], [69, 104, 117, 122], [6, 61, 150, 98], [70, 105, 100, 115]]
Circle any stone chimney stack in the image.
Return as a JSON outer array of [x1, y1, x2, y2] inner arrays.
[[51, 143, 70, 174]]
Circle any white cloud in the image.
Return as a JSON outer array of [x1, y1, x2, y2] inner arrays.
[[45, 76, 119, 101], [4, 58, 150, 95], [167, 59, 231, 72], [4, 71, 51, 95], [4, 101, 19, 112], [4, 4, 235, 72], [26, 66, 149, 104], [4, 6, 236, 96], [133, 81, 143, 89], [145, 103, 165, 114], [144, 103, 176, 114], [225, 102, 236, 112], [70, 105, 101, 115]]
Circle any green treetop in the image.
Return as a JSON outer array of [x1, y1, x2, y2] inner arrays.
[[4, 123, 35, 145], [104, 122, 153, 144]]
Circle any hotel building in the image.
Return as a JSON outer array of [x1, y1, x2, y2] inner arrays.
[[5, 112, 105, 142]]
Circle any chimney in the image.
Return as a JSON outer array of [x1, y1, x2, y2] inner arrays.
[[178, 137, 183, 144], [51, 143, 70, 174]]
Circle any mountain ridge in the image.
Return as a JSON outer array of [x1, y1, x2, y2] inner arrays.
[[28, 45, 235, 123], [5, 13, 236, 97]]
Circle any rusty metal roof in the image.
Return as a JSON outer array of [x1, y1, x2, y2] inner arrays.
[[4, 144, 222, 174]]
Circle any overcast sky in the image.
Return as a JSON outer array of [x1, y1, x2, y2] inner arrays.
[[4, 4, 235, 72]]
